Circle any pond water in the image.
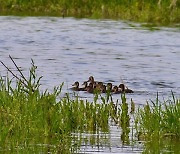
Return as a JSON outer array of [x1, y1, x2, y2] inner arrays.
[[0, 16, 180, 153]]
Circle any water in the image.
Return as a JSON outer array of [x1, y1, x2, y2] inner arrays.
[[0, 16, 180, 153]]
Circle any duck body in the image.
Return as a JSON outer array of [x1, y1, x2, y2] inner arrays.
[[106, 83, 113, 92], [71, 81, 81, 91], [81, 81, 88, 91], [86, 83, 94, 93], [112, 86, 121, 94], [71, 81, 85, 91], [119, 84, 134, 93]]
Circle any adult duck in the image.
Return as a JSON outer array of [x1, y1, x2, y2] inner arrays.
[[86, 76, 102, 85]]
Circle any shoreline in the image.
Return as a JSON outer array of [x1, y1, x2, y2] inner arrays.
[[0, 2, 179, 26]]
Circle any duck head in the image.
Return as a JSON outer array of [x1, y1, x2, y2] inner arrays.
[[112, 86, 119, 92], [107, 83, 113, 91], [72, 81, 79, 88], [87, 76, 94, 83], [119, 84, 125, 91], [82, 81, 88, 88]]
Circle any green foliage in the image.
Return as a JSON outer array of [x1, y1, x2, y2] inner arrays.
[[0, 59, 179, 152], [135, 92, 180, 140], [0, 60, 130, 152], [0, 0, 179, 25]]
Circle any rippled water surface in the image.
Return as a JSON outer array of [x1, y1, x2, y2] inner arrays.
[[0, 16, 180, 153]]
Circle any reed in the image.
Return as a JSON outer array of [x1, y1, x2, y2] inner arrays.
[[0, 0, 179, 25], [0, 57, 179, 153], [135, 92, 180, 141], [0, 57, 131, 153]]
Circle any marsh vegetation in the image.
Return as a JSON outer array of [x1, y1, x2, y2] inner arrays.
[[0, 57, 179, 153], [0, 0, 179, 25]]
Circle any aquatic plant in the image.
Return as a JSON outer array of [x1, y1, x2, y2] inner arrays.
[[135, 92, 180, 140], [0, 56, 129, 152], [0, 56, 179, 153]]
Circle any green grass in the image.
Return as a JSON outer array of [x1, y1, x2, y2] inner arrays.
[[0, 0, 179, 25], [0, 57, 180, 153], [135, 92, 180, 140], [0, 58, 131, 153]]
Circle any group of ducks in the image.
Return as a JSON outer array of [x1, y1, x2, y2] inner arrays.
[[71, 76, 133, 94]]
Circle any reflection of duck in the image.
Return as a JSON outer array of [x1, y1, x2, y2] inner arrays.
[[119, 84, 133, 93]]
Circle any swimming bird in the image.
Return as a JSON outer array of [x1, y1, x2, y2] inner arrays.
[[86, 76, 102, 85], [107, 83, 113, 92], [86, 82, 94, 93], [112, 86, 121, 94], [81, 81, 88, 91], [71, 81, 85, 91], [119, 84, 134, 93], [100, 85, 106, 93], [87, 76, 95, 83], [71, 81, 80, 91]]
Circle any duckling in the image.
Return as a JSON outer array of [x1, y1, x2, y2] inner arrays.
[[112, 86, 121, 94], [71, 81, 85, 91], [95, 82, 104, 91], [82, 81, 88, 91], [107, 83, 113, 92], [71, 81, 80, 91], [86, 82, 94, 93], [119, 84, 134, 93], [100, 85, 106, 93]]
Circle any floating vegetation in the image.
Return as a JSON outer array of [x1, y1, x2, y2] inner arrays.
[[0, 56, 179, 153]]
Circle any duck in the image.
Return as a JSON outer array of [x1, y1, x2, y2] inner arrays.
[[71, 81, 81, 91], [106, 83, 113, 92], [112, 86, 121, 94], [94, 82, 104, 91], [71, 81, 85, 91], [82, 81, 88, 91], [119, 84, 134, 93], [86, 76, 102, 85], [87, 76, 96, 83], [86, 82, 94, 93], [100, 85, 107, 93]]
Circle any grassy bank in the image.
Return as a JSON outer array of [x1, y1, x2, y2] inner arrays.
[[0, 57, 180, 153], [0, 0, 179, 25]]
